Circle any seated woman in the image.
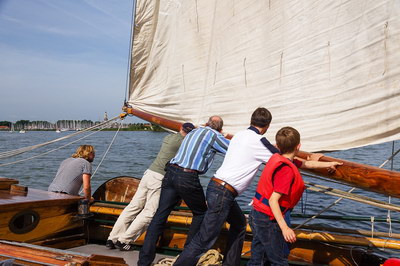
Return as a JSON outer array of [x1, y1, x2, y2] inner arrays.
[[48, 145, 95, 201]]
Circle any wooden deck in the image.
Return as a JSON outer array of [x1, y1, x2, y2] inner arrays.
[[0, 241, 129, 265], [0, 177, 82, 208], [0, 186, 82, 209], [68, 244, 174, 266]]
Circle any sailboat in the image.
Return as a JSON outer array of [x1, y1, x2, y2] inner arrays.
[[121, 0, 400, 264], [0, 0, 399, 265]]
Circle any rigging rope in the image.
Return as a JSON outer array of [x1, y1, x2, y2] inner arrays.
[[0, 116, 120, 160], [304, 183, 400, 211], [91, 122, 123, 179], [0, 125, 107, 167], [386, 141, 397, 238], [78, 121, 123, 195], [0, 116, 122, 167]]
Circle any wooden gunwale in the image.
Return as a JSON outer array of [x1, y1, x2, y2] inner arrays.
[[94, 199, 400, 223], [0, 178, 19, 190], [124, 107, 400, 198], [0, 188, 82, 211]]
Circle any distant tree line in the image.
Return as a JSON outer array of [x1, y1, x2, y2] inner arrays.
[[0, 120, 166, 132], [121, 123, 165, 132]]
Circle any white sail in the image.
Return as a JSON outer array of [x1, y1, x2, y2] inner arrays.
[[128, 0, 400, 152]]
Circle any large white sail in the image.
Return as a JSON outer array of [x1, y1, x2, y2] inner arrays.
[[128, 0, 400, 152]]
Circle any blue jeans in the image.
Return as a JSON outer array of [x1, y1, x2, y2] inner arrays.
[[247, 209, 291, 266], [137, 165, 207, 266], [174, 179, 246, 266]]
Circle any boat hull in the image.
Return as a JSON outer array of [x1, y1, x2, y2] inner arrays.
[[89, 176, 389, 266], [0, 178, 85, 249]]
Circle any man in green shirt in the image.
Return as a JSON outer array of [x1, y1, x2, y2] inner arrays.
[[106, 123, 195, 251]]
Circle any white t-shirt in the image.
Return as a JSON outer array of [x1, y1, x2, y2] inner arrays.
[[214, 127, 278, 195]]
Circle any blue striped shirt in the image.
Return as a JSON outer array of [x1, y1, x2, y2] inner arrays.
[[170, 126, 230, 174]]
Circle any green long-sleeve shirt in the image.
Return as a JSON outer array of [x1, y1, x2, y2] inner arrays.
[[148, 133, 184, 175]]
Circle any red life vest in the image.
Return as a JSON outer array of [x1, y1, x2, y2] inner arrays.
[[383, 258, 400, 266], [253, 153, 305, 220]]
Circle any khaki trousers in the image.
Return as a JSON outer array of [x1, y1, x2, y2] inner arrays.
[[108, 169, 164, 244]]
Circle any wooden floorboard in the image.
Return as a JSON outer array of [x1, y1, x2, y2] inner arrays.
[[68, 244, 174, 266]]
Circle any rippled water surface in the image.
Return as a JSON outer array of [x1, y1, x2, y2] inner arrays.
[[0, 131, 399, 258]]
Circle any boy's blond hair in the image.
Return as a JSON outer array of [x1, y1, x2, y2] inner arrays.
[[72, 145, 95, 160], [275, 127, 300, 154]]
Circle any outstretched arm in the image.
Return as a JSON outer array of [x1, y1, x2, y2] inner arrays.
[[298, 153, 342, 171], [301, 159, 342, 171], [213, 133, 230, 154]]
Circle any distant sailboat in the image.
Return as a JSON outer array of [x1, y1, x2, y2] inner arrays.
[[19, 129, 26, 134]]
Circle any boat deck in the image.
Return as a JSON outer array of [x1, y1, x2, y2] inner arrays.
[[68, 244, 174, 266], [0, 177, 82, 210]]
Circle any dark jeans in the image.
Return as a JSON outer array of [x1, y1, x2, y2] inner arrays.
[[137, 165, 207, 266], [247, 209, 291, 266], [174, 179, 246, 266]]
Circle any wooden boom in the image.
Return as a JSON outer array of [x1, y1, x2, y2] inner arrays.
[[297, 151, 400, 198], [124, 106, 400, 198]]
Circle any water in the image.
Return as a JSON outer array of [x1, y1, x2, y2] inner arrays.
[[0, 130, 399, 258]]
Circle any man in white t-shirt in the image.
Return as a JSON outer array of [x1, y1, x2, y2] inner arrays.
[[174, 107, 279, 266]]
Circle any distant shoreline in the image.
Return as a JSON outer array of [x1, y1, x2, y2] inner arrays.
[[0, 129, 166, 132], [0, 121, 167, 132]]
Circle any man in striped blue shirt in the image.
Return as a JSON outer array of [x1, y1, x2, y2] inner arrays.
[[138, 116, 229, 266]]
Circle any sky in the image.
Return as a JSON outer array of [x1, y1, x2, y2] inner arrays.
[[0, 0, 143, 123]]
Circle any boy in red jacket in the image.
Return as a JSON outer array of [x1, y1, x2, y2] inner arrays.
[[248, 127, 342, 265]]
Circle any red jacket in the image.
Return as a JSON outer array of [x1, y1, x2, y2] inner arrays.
[[253, 153, 305, 220]]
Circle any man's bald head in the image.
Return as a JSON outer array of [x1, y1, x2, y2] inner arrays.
[[206, 116, 223, 132]]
